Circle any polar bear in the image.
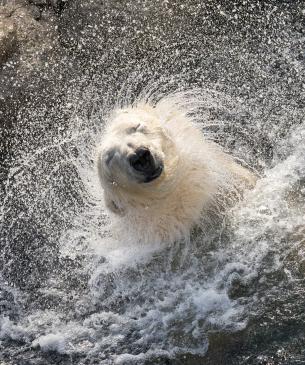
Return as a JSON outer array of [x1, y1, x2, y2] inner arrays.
[[97, 94, 256, 244]]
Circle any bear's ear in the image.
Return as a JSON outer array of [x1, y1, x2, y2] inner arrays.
[[104, 193, 126, 216]]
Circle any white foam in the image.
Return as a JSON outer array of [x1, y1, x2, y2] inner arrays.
[[0, 317, 27, 342], [32, 333, 66, 354]]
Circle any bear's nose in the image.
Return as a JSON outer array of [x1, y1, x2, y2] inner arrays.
[[129, 147, 155, 173], [129, 147, 163, 183]]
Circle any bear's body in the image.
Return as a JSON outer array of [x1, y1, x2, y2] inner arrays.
[[97, 96, 256, 244]]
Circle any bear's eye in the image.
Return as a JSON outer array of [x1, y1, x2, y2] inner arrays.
[[126, 123, 140, 134], [126, 123, 148, 134], [137, 125, 148, 134]]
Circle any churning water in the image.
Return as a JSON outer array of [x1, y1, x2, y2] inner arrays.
[[1, 1, 305, 364]]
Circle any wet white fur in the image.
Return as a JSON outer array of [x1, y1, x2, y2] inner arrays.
[[97, 95, 256, 244]]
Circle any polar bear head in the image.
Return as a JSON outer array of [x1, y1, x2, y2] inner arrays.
[[97, 104, 180, 215]]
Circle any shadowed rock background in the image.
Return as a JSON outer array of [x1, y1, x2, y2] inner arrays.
[[1, 0, 305, 364]]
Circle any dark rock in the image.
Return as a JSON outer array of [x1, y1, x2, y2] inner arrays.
[[0, 18, 17, 64], [0, 2, 58, 71], [30, 0, 48, 5], [28, 4, 42, 20]]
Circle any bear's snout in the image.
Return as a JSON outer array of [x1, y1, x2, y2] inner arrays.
[[128, 147, 163, 183]]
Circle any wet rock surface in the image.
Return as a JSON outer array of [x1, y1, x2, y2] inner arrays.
[[0, 0, 59, 175], [0, 1, 58, 68], [0, 17, 17, 64], [1, 1, 305, 364]]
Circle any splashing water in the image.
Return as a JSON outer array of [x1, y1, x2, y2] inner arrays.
[[1, 1, 305, 364], [1, 84, 305, 364]]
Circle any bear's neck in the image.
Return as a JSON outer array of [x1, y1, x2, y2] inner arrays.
[[117, 154, 214, 243]]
